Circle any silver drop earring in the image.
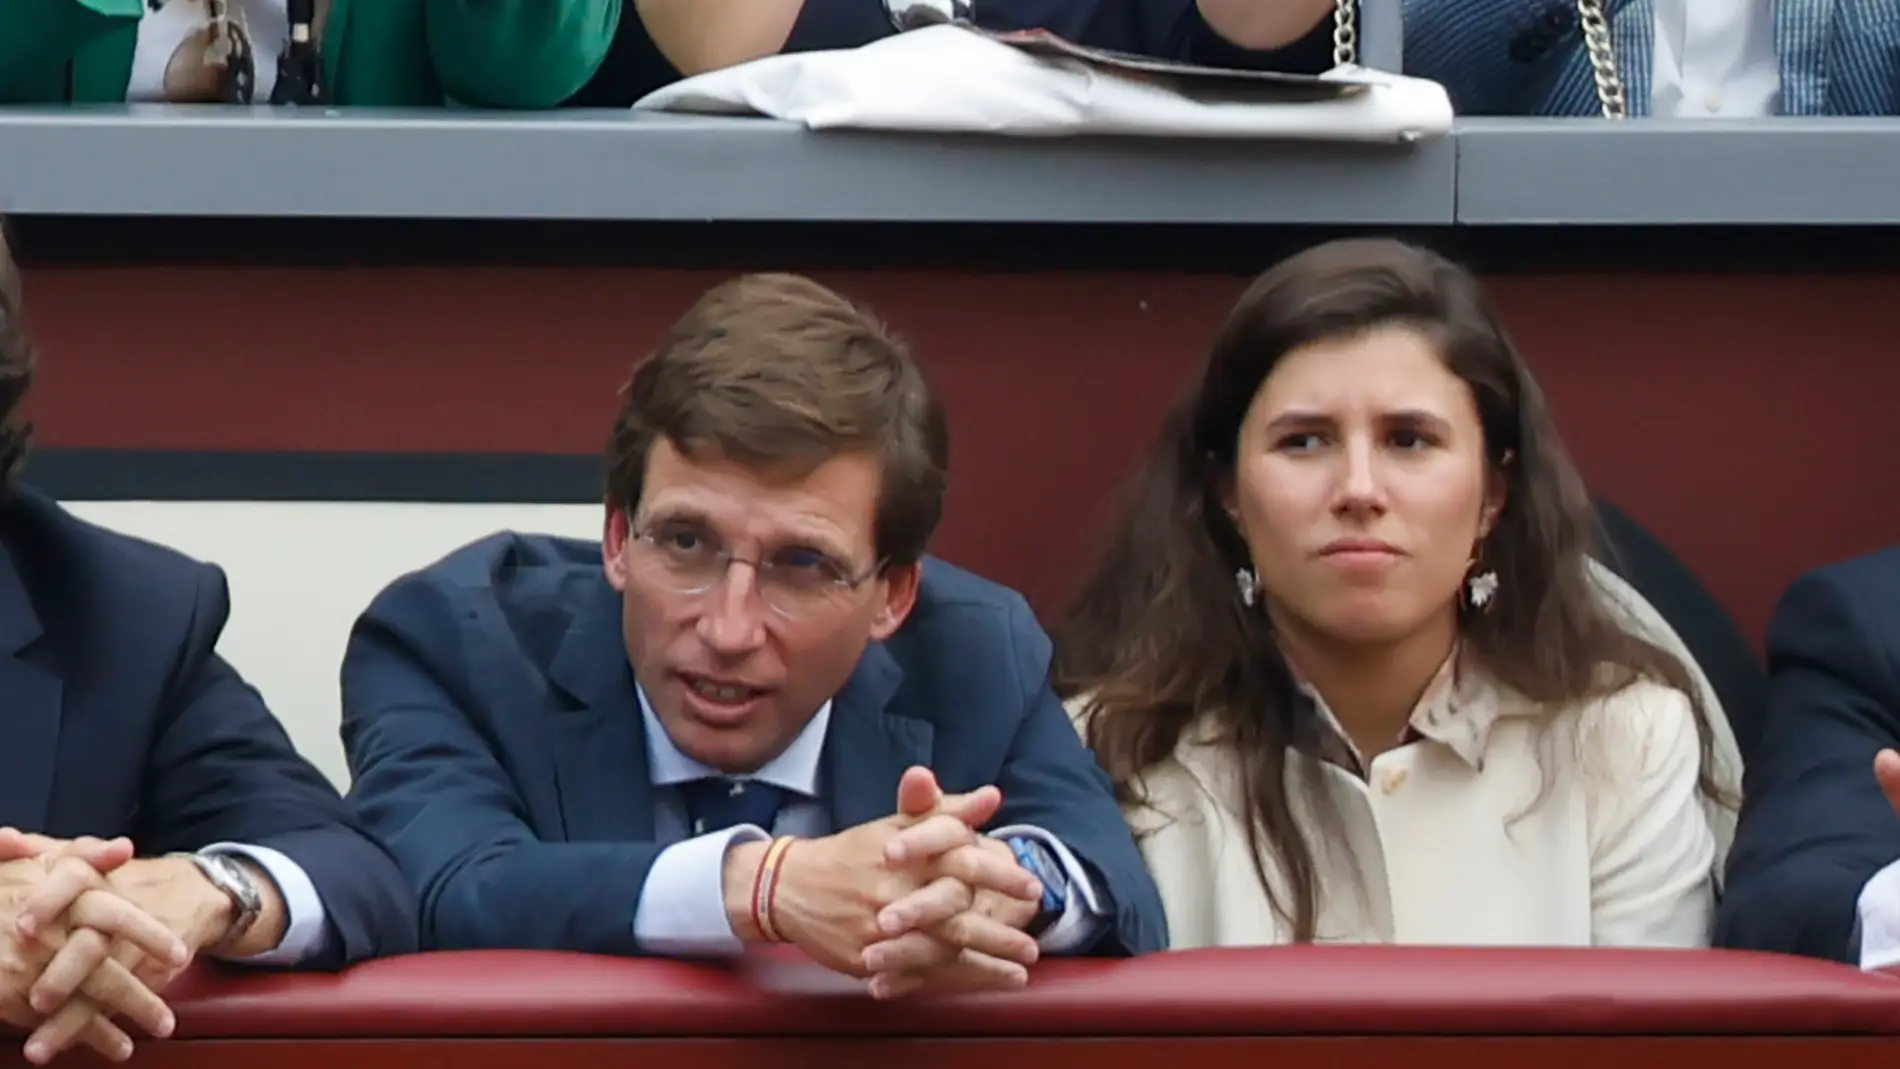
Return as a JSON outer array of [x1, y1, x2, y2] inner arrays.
[[1465, 570, 1499, 610], [1236, 567, 1259, 608]]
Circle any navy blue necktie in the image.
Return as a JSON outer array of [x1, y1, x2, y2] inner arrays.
[[681, 777, 788, 836]]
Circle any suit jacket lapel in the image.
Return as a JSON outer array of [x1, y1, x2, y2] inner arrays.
[[821, 643, 932, 832], [0, 540, 60, 833], [545, 578, 655, 842]]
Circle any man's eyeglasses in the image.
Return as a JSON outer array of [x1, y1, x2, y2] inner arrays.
[[627, 520, 883, 621]]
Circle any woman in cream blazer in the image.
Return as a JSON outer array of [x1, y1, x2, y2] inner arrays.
[[1056, 239, 1742, 950]]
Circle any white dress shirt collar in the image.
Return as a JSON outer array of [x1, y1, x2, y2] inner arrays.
[[636, 683, 831, 796]]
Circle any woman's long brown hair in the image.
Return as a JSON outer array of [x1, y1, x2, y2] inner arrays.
[[1053, 238, 1726, 942]]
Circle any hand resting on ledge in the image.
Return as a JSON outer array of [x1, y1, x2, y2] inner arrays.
[[132, 946, 1900, 1039]]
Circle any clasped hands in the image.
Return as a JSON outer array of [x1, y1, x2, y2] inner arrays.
[[724, 766, 1049, 999], [0, 830, 233, 1064]]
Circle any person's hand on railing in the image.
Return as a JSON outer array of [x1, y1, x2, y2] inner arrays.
[[0, 832, 187, 1064], [721, 768, 1044, 997]]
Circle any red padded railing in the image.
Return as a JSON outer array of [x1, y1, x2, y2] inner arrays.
[[158, 947, 1900, 1038]]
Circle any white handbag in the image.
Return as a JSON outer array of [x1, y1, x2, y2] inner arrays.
[[633, 2, 1457, 143]]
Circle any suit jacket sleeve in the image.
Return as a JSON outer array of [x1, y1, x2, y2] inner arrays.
[[425, 0, 619, 107], [1714, 566, 1900, 961], [341, 576, 662, 954], [984, 598, 1168, 955], [139, 566, 418, 968]]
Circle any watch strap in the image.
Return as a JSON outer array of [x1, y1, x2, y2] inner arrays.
[[1003, 836, 1067, 940]]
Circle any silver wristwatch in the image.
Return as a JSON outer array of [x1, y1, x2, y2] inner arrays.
[[885, 0, 973, 31], [173, 852, 263, 949]]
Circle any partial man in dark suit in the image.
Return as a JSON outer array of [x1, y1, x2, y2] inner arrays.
[[0, 224, 416, 1064], [341, 272, 1165, 998], [1716, 547, 1900, 967]]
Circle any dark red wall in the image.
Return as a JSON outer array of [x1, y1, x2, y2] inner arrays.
[[19, 266, 1900, 645]]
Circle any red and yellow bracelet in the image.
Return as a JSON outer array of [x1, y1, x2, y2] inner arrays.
[[749, 835, 797, 942]]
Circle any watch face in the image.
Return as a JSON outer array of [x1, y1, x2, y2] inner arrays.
[[206, 855, 262, 911], [885, 0, 974, 31], [1006, 839, 1066, 913]]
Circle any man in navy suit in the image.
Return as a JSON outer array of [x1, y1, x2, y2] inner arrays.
[[341, 272, 1165, 997], [1716, 547, 1900, 967], [0, 226, 415, 1063]]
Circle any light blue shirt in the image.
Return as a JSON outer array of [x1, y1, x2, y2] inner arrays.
[[196, 844, 328, 965], [630, 686, 1107, 958]]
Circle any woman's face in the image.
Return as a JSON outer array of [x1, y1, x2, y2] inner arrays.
[[1226, 325, 1503, 649]]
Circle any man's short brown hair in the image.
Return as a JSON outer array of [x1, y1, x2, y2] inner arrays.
[[605, 273, 948, 567], [0, 220, 35, 496]]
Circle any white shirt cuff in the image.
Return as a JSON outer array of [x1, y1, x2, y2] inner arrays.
[[198, 843, 328, 966], [1857, 856, 1900, 970], [987, 824, 1105, 955], [632, 825, 770, 958]]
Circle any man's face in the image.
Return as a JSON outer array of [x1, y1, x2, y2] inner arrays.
[[604, 438, 920, 773]]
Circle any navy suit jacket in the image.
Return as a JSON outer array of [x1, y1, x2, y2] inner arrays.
[[340, 532, 1167, 957], [0, 486, 416, 969], [1715, 547, 1900, 962]]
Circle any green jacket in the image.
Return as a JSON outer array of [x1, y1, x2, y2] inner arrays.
[[0, 0, 620, 107]]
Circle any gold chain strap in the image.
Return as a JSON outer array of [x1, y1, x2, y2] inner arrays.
[[1576, 0, 1627, 118], [1332, 0, 1357, 67], [1334, 0, 1625, 118]]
